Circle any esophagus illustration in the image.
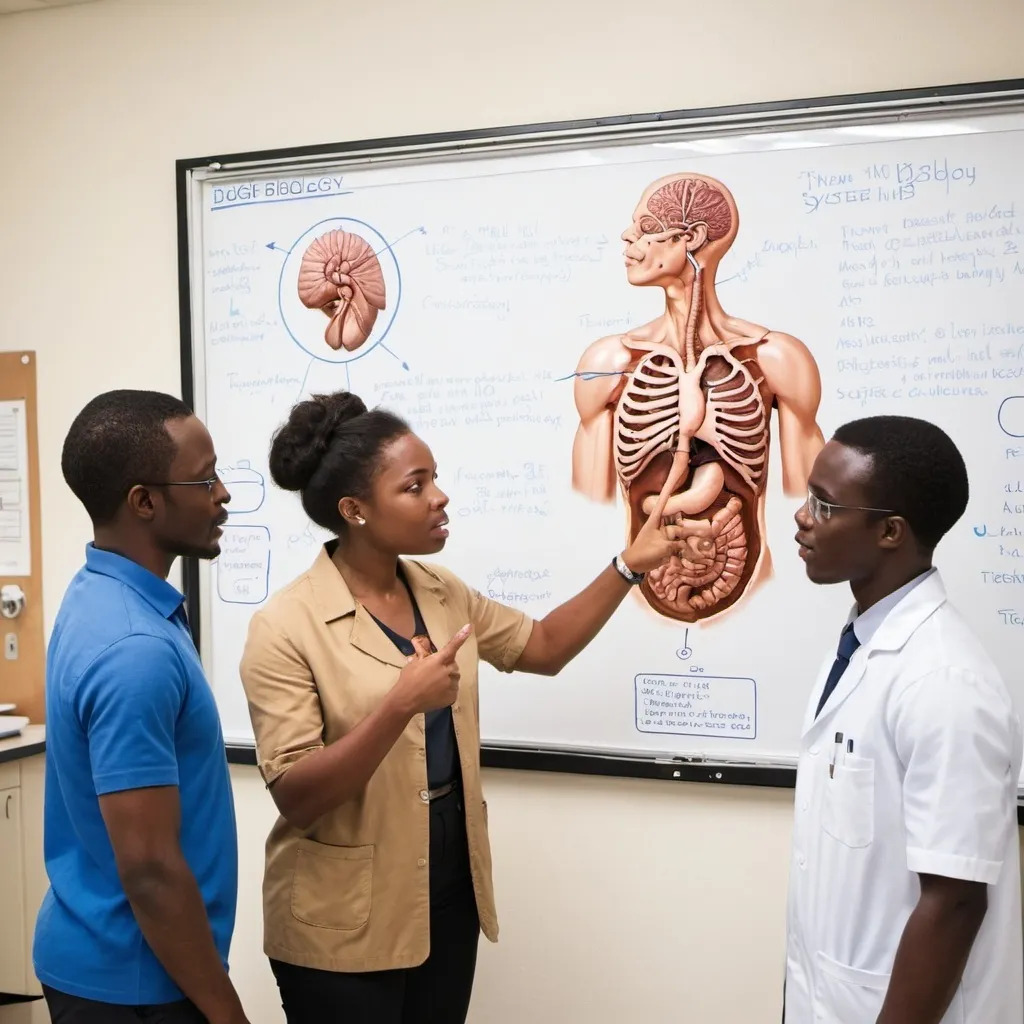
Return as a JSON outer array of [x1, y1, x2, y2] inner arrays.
[[571, 173, 825, 624]]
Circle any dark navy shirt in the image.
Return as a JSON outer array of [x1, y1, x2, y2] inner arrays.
[[368, 576, 458, 788], [33, 544, 238, 1005]]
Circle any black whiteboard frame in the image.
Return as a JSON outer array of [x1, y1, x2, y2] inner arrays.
[[176, 76, 1024, 791]]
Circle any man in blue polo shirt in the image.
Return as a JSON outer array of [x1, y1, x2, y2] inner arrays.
[[34, 390, 249, 1024]]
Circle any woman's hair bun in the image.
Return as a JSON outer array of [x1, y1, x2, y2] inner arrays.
[[268, 391, 367, 492]]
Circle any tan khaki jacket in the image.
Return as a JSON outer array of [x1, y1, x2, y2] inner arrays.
[[239, 544, 534, 972]]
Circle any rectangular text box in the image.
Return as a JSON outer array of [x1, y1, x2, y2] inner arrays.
[[216, 526, 271, 605], [634, 673, 757, 740]]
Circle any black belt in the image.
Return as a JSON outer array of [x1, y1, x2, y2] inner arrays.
[[428, 779, 458, 802]]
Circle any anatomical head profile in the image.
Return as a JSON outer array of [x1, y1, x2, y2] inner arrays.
[[571, 172, 825, 625], [623, 173, 737, 289], [297, 229, 387, 353]]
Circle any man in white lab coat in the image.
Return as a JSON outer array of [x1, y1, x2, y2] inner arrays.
[[784, 414, 1023, 1024]]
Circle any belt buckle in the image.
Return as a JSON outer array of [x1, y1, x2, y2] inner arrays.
[[428, 780, 457, 801]]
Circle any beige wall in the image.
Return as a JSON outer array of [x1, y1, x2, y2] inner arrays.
[[1, 0, 1023, 1021]]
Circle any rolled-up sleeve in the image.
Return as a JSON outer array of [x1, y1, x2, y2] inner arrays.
[[434, 567, 534, 672], [469, 586, 534, 672], [239, 610, 325, 786], [892, 667, 1021, 884]]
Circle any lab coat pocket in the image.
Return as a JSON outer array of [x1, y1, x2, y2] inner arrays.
[[290, 839, 374, 931], [822, 754, 874, 848], [816, 951, 889, 1023]]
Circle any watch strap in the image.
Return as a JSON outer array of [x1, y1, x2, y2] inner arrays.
[[612, 553, 645, 585]]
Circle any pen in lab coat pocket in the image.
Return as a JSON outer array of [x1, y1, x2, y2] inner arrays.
[[830, 731, 843, 779]]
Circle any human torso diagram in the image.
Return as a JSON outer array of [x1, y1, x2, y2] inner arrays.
[[572, 173, 825, 624]]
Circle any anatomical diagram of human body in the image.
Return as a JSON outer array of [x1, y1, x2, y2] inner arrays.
[[572, 173, 825, 624], [297, 228, 387, 353]]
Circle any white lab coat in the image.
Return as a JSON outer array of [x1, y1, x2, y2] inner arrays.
[[784, 569, 1023, 1024]]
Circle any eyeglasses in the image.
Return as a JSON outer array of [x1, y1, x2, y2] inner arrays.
[[806, 490, 896, 522], [136, 476, 220, 494]]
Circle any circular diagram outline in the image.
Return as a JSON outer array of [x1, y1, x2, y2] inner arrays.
[[278, 216, 404, 365], [997, 395, 1024, 438]]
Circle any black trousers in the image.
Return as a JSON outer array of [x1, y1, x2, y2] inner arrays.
[[42, 985, 207, 1022], [270, 787, 481, 1024]]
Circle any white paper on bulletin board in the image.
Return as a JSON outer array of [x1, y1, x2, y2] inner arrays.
[[0, 399, 31, 577]]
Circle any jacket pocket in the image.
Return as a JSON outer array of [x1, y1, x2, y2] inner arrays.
[[821, 754, 874, 849], [290, 839, 373, 931], [816, 951, 889, 1023]]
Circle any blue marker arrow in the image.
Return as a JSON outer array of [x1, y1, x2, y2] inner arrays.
[[359, 227, 426, 268], [379, 344, 410, 371], [266, 241, 292, 254], [553, 370, 629, 382]]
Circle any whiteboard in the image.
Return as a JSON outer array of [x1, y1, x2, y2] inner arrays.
[[179, 85, 1024, 779]]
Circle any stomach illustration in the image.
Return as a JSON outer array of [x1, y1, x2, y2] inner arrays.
[[297, 228, 387, 353], [276, 217, 403, 366]]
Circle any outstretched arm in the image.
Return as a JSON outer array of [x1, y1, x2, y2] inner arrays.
[[571, 335, 631, 502], [515, 515, 683, 676], [757, 331, 825, 496]]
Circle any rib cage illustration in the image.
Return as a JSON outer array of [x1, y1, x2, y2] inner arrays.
[[613, 348, 686, 484], [613, 342, 769, 515]]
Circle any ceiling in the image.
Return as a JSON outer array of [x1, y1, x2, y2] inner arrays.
[[0, 0, 100, 13]]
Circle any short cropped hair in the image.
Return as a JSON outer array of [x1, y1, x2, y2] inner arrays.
[[61, 389, 193, 524], [832, 415, 968, 550]]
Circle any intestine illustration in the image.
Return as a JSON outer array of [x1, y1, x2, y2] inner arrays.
[[296, 229, 387, 352], [571, 173, 825, 624]]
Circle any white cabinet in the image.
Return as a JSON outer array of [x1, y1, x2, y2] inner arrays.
[[0, 785, 27, 995], [0, 751, 44, 1000]]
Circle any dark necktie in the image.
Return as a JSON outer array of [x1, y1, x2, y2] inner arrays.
[[815, 623, 861, 717]]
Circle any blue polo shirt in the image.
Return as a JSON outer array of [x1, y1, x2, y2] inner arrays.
[[32, 544, 238, 1005]]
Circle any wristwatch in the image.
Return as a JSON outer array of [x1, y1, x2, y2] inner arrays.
[[612, 553, 645, 586]]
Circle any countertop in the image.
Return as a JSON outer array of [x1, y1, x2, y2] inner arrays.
[[0, 724, 46, 764]]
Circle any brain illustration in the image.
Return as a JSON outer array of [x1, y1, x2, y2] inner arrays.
[[296, 229, 387, 352], [639, 177, 733, 240]]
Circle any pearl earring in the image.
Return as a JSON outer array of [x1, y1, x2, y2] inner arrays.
[[355, 516, 366, 525]]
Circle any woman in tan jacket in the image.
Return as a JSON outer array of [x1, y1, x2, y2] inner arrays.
[[239, 389, 681, 1024]]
